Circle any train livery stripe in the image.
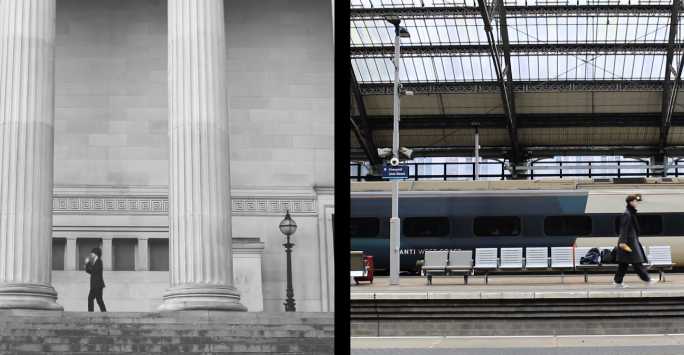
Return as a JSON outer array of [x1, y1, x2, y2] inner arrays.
[[585, 190, 684, 214]]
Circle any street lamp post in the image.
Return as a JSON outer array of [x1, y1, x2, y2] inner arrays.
[[386, 17, 410, 286], [279, 210, 297, 312]]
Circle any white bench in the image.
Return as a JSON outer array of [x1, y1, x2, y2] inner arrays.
[[499, 248, 524, 270], [474, 248, 498, 284], [423, 250, 449, 285], [648, 245, 674, 282], [551, 247, 574, 283], [446, 250, 473, 285], [524, 247, 549, 270]]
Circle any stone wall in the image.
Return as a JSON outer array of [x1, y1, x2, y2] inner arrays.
[[54, 0, 333, 188], [52, 0, 334, 312]]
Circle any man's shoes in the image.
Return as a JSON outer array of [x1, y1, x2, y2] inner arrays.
[[644, 279, 658, 286], [613, 281, 628, 288]]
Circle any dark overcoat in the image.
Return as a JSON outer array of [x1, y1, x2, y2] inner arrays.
[[616, 208, 648, 264], [85, 258, 105, 289]]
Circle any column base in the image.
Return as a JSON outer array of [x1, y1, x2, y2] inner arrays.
[[158, 284, 247, 311], [0, 283, 63, 310]]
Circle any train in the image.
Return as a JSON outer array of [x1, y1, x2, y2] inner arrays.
[[350, 179, 684, 274]]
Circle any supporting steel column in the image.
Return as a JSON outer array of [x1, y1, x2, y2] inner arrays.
[[350, 65, 382, 170], [477, 0, 521, 170], [659, 0, 682, 166]]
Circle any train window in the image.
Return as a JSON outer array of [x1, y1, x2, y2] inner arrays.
[[350, 218, 380, 238], [614, 214, 663, 236], [544, 215, 592, 236], [473, 216, 521, 236], [403, 217, 450, 237]]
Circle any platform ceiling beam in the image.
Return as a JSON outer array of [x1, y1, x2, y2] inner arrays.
[[351, 43, 670, 57], [358, 80, 665, 95], [360, 112, 684, 130], [351, 145, 684, 160], [350, 5, 673, 19]]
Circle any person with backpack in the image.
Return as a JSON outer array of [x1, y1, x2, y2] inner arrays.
[[613, 194, 655, 288]]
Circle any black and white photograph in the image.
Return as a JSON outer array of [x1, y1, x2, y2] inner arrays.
[[0, 0, 334, 353]]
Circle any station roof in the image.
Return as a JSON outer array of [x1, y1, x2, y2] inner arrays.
[[350, 0, 684, 163]]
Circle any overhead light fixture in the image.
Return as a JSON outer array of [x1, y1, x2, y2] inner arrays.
[[377, 147, 392, 158], [399, 147, 413, 159], [398, 26, 410, 38]]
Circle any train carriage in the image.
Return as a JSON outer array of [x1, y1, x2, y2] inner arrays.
[[350, 179, 684, 274]]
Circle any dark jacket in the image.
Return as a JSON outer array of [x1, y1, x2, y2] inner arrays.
[[616, 206, 648, 264], [85, 258, 105, 289]]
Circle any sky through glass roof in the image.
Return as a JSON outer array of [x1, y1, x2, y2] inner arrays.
[[350, 0, 684, 83]]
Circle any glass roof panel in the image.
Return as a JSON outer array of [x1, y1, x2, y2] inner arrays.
[[352, 55, 498, 82], [351, 0, 684, 84], [506, 14, 673, 44], [352, 52, 674, 83], [352, 14, 679, 47], [351, 0, 671, 9]]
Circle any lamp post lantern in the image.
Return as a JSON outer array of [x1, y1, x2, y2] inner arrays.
[[386, 17, 410, 286], [279, 210, 297, 312]]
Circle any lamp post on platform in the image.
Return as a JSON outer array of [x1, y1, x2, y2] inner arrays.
[[279, 210, 297, 312], [386, 17, 410, 286]]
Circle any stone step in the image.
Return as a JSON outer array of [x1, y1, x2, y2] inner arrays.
[[0, 311, 334, 354], [0, 329, 333, 338], [351, 296, 684, 337], [3, 340, 333, 353]]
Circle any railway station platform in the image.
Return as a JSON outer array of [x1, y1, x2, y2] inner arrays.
[[351, 274, 684, 337], [352, 274, 684, 300]]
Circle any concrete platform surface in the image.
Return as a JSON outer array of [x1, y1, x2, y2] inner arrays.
[[352, 274, 684, 300], [352, 335, 684, 355], [352, 334, 684, 349]]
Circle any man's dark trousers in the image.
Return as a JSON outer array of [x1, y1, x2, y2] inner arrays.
[[614, 263, 650, 284], [88, 287, 106, 312]]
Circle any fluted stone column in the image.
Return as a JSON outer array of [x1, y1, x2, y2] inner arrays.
[[159, 0, 245, 311], [0, 0, 61, 310], [64, 238, 77, 271], [136, 237, 149, 271], [101, 238, 112, 271]]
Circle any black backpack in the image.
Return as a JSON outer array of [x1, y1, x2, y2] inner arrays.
[[580, 248, 601, 265], [601, 248, 615, 264], [601, 247, 617, 264]]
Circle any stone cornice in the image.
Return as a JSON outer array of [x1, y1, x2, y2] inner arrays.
[[52, 186, 319, 216]]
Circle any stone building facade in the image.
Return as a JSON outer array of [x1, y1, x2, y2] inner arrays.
[[0, 0, 334, 313]]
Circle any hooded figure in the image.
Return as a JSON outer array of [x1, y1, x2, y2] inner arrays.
[[85, 247, 107, 312], [613, 194, 654, 287]]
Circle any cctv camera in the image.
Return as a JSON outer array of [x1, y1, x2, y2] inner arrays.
[[390, 157, 400, 166]]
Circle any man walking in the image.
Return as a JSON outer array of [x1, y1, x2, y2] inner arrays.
[[613, 194, 655, 288], [85, 247, 107, 312]]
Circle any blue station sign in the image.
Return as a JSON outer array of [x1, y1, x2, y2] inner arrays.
[[382, 164, 409, 180]]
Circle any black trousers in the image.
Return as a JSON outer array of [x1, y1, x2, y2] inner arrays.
[[88, 287, 107, 312], [613, 263, 651, 283]]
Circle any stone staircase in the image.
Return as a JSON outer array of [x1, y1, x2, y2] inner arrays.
[[351, 297, 684, 336], [0, 310, 334, 354]]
